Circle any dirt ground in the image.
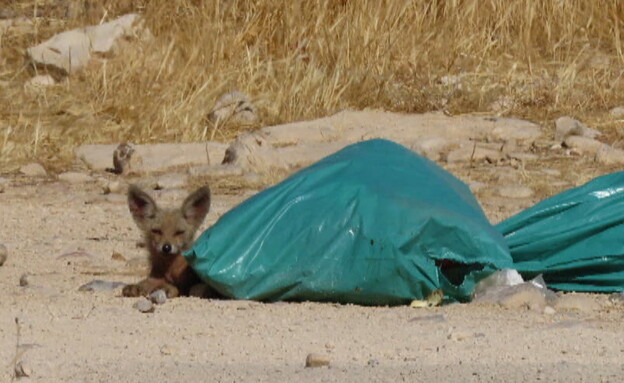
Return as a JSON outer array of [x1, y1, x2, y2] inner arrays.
[[1, 168, 624, 383]]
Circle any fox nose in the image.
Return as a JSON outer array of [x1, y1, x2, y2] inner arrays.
[[162, 243, 172, 254]]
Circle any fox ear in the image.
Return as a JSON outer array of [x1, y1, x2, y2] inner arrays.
[[127, 185, 157, 225], [182, 186, 211, 227]]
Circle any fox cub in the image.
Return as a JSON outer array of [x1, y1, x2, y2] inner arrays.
[[122, 185, 211, 298]]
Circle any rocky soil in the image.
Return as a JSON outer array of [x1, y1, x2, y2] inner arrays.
[[2, 109, 624, 382]]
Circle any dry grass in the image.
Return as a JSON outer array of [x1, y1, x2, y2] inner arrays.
[[1, 0, 624, 172]]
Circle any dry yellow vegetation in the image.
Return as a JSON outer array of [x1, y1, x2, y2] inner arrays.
[[1, 0, 623, 172]]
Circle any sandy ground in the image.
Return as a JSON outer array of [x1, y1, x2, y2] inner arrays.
[[1, 174, 623, 383]]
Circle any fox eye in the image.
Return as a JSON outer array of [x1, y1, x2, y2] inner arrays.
[[175, 230, 185, 236], [151, 229, 162, 235]]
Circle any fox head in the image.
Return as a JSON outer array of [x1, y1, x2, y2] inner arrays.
[[127, 185, 211, 258]]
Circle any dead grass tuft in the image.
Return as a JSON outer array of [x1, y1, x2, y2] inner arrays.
[[1, 0, 624, 171]]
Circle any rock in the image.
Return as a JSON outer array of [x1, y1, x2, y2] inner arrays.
[[133, 297, 155, 313], [473, 283, 547, 312], [103, 180, 127, 194], [111, 143, 135, 174], [208, 91, 257, 128], [305, 353, 330, 368], [553, 293, 602, 313], [554, 116, 600, 143], [26, 14, 144, 75], [149, 289, 167, 305], [410, 137, 459, 161], [610, 106, 624, 118], [544, 306, 556, 315], [0, 244, 7, 266], [58, 172, 94, 184], [563, 136, 604, 155], [156, 173, 188, 189], [25, 74, 56, 89], [14, 360, 31, 378], [595, 145, 624, 165], [223, 111, 542, 174], [78, 280, 126, 292], [188, 164, 244, 177], [19, 274, 29, 287], [19, 163, 47, 177], [76, 142, 228, 173], [497, 185, 534, 199]]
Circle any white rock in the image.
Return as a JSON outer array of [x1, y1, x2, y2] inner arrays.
[[19, 163, 47, 177], [555, 116, 600, 143], [564, 136, 604, 155], [224, 111, 541, 173], [58, 171, 94, 184], [497, 185, 534, 199], [76, 142, 228, 173], [208, 91, 257, 127], [133, 297, 155, 313], [26, 14, 143, 75], [610, 106, 624, 119], [149, 289, 167, 305], [25, 74, 56, 88], [595, 145, 624, 165]]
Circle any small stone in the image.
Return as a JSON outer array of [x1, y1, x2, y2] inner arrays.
[[78, 279, 126, 292], [208, 91, 257, 127], [156, 173, 188, 189], [103, 180, 127, 194], [25, 74, 56, 89], [19, 274, 29, 287], [544, 306, 556, 315], [555, 116, 600, 143], [497, 185, 534, 199], [305, 353, 330, 368], [14, 360, 31, 378], [0, 244, 7, 266], [19, 163, 47, 177], [58, 171, 94, 184], [610, 106, 624, 118], [133, 297, 155, 313], [149, 289, 167, 305], [112, 143, 136, 174], [111, 252, 126, 262]]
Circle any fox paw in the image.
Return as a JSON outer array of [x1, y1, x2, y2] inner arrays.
[[122, 284, 147, 297]]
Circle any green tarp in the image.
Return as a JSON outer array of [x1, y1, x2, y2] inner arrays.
[[186, 139, 624, 305], [185, 139, 512, 305], [497, 172, 624, 292]]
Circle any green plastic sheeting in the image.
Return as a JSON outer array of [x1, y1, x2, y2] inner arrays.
[[497, 172, 624, 293], [185, 139, 512, 305]]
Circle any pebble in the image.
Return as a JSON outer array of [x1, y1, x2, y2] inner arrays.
[[0, 244, 7, 266], [14, 360, 31, 378], [78, 280, 126, 292], [544, 306, 556, 315], [19, 163, 47, 177], [305, 353, 330, 368], [133, 297, 155, 313], [149, 289, 167, 305], [19, 274, 30, 287]]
